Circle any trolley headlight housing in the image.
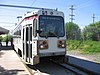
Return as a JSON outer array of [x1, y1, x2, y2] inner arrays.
[[57, 40, 66, 48], [38, 40, 48, 49]]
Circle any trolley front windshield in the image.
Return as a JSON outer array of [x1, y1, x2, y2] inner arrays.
[[39, 15, 65, 37]]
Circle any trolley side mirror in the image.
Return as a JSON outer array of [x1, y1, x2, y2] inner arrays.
[[36, 30, 43, 34]]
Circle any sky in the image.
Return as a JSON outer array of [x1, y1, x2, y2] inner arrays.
[[0, 0, 100, 30]]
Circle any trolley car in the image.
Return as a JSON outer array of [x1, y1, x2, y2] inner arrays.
[[12, 8, 66, 65]]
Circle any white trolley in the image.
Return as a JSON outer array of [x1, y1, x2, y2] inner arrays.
[[12, 8, 66, 65]]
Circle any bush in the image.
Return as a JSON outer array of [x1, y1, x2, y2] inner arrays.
[[0, 36, 3, 41], [67, 40, 100, 54], [2, 35, 13, 42], [66, 40, 80, 50], [80, 40, 100, 54]]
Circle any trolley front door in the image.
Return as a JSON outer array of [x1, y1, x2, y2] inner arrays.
[[23, 25, 32, 63], [28, 25, 32, 63], [23, 26, 27, 61], [26, 25, 32, 63]]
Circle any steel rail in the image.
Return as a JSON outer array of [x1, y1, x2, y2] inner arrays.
[[50, 59, 88, 75]]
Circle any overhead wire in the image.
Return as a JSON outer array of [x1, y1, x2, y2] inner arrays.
[[77, 0, 99, 10], [0, 1, 99, 28], [30, 0, 37, 6], [0, 22, 16, 24], [0, 4, 50, 9]]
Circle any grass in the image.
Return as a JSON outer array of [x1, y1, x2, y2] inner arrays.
[[66, 40, 80, 50], [66, 40, 100, 54]]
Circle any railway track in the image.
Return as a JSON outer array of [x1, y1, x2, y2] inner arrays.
[[23, 58, 93, 75], [50, 59, 88, 75], [50, 58, 100, 75], [26, 59, 75, 75], [16, 49, 75, 75], [18, 53, 99, 75]]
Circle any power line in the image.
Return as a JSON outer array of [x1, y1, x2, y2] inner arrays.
[[0, 14, 16, 17], [26, 0, 37, 12], [0, 7, 27, 12], [0, 4, 54, 10], [0, 22, 16, 24], [30, 0, 37, 6], [0, 25, 15, 27], [77, 1, 99, 10]]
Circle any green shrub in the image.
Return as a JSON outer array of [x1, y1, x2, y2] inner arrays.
[[66, 40, 100, 54], [0, 36, 3, 41], [2, 35, 13, 42], [81, 41, 100, 54], [66, 40, 80, 50]]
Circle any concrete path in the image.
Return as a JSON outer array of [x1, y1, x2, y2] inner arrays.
[[0, 46, 31, 75]]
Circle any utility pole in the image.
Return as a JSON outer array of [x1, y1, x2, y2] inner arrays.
[[92, 14, 96, 24], [69, 5, 75, 22]]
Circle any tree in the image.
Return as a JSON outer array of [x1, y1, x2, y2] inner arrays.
[[83, 21, 100, 41], [2, 35, 13, 42], [0, 36, 3, 41], [66, 22, 81, 40]]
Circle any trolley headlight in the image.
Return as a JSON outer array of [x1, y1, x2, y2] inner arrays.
[[57, 40, 66, 48], [38, 40, 48, 49]]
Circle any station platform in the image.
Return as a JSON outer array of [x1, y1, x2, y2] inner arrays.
[[0, 45, 31, 75]]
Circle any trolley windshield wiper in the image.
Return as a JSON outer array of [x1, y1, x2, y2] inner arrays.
[[45, 32, 48, 39], [49, 31, 59, 38]]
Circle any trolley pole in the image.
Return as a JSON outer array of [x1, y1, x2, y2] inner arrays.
[[69, 5, 75, 22]]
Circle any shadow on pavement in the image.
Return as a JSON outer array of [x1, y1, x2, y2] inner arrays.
[[0, 66, 25, 75], [0, 51, 4, 58], [0, 46, 13, 57], [0, 46, 13, 50]]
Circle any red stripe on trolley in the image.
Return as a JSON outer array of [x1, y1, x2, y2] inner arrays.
[[24, 15, 38, 21]]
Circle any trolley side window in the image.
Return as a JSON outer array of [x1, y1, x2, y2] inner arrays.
[[13, 24, 22, 38], [30, 27, 32, 41], [23, 28, 24, 40], [33, 19, 37, 37], [26, 27, 28, 41]]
